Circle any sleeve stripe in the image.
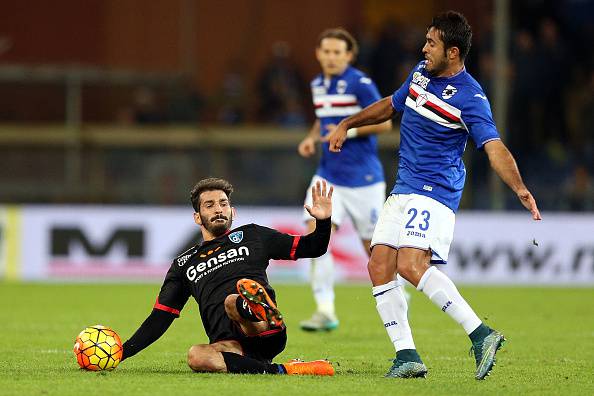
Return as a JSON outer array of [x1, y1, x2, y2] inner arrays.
[[480, 137, 501, 146], [289, 235, 301, 260], [154, 297, 181, 316]]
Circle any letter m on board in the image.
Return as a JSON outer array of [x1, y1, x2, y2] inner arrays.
[[51, 227, 144, 256]]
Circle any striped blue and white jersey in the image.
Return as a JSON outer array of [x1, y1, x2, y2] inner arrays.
[[390, 61, 500, 212], [311, 66, 384, 187]]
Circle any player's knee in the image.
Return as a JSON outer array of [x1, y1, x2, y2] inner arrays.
[[397, 251, 430, 286], [224, 294, 240, 320], [187, 345, 216, 372], [367, 255, 390, 282]]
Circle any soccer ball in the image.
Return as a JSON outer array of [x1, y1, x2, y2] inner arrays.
[[73, 325, 123, 371]]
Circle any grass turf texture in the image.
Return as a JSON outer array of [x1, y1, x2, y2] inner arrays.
[[1, 283, 593, 395]]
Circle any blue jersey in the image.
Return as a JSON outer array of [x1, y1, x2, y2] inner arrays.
[[312, 66, 384, 187], [391, 61, 500, 211]]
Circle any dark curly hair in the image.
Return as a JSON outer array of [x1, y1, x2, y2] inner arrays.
[[190, 178, 234, 212], [429, 11, 472, 60]]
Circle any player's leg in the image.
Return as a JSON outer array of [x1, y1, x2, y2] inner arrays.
[[241, 326, 334, 376], [363, 239, 410, 302], [201, 291, 334, 376], [224, 294, 269, 336], [235, 279, 284, 328], [398, 194, 505, 380], [300, 176, 341, 331], [347, 183, 412, 304], [300, 218, 339, 331], [399, 251, 504, 379], [370, 245, 428, 378], [187, 340, 285, 374], [368, 194, 427, 378]]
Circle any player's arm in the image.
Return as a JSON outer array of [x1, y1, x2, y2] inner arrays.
[[261, 181, 332, 260], [338, 75, 393, 138], [295, 180, 333, 257], [121, 265, 190, 361], [325, 119, 392, 140], [121, 309, 176, 361], [347, 119, 392, 137], [298, 119, 321, 158], [484, 140, 542, 220], [325, 97, 395, 152]]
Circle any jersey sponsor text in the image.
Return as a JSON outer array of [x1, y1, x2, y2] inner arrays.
[[186, 246, 249, 282]]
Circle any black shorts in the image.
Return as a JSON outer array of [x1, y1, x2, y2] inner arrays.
[[237, 326, 287, 363]]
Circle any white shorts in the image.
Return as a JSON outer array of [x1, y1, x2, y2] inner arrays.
[[303, 175, 386, 240], [370, 193, 455, 263]]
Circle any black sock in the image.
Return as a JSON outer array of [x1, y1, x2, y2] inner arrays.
[[221, 352, 283, 374], [235, 296, 261, 322], [396, 349, 423, 363], [469, 323, 492, 344]]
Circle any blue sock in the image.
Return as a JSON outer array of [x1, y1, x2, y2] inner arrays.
[[469, 323, 492, 344], [396, 349, 423, 363]]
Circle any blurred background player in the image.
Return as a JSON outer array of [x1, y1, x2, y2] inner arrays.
[[297, 28, 392, 331], [327, 11, 541, 379], [120, 178, 335, 376]]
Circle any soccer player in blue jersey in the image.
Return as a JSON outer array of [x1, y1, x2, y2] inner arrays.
[[326, 11, 541, 379], [298, 28, 393, 331]]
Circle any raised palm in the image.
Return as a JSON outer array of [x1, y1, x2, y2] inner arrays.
[[305, 180, 333, 220]]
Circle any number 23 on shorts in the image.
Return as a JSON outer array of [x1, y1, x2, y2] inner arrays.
[[405, 208, 431, 231]]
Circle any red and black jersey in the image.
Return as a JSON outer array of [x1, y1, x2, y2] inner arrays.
[[121, 218, 330, 360], [156, 223, 304, 343]]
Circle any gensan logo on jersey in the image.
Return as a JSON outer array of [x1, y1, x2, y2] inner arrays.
[[186, 246, 250, 283]]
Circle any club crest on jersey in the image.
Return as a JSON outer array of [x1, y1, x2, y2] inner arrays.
[[442, 85, 457, 99], [415, 93, 428, 107], [228, 231, 243, 243], [336, 80, 347, 94]]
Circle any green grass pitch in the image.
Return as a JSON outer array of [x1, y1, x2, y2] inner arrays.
[[1, 283, 593, 395]]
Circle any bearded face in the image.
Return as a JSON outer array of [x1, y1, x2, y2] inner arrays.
[[199, 211, 233, 237], [195, 189, 234, 238], [423, 27, 451, 77]]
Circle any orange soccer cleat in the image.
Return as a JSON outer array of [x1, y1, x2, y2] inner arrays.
[[236, 278, 284, 328], [283, 359, 335, 376]]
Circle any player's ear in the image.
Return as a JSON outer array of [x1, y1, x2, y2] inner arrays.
[[193, 212, 202, 226], [448, 46, 460, 60], [315, 47, 322, 62], [346, 51, 354, 63], [231, 207, 237, 218]]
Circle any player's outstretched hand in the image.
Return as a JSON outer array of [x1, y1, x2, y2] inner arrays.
[[517, 188, 541, 220], [298, 136, 316, 158], [304, 180, 333, 220], [323, 123, 347, 152]]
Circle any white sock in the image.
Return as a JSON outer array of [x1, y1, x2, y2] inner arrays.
[[310, 252, 335, 316], [373, 281, 416, 352], [395, 273, 411, 303], [417, 266, 481, 334]]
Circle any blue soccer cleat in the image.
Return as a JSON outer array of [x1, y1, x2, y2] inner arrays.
[[385, 359, 428, 378], [471, 329, 506, 380]]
